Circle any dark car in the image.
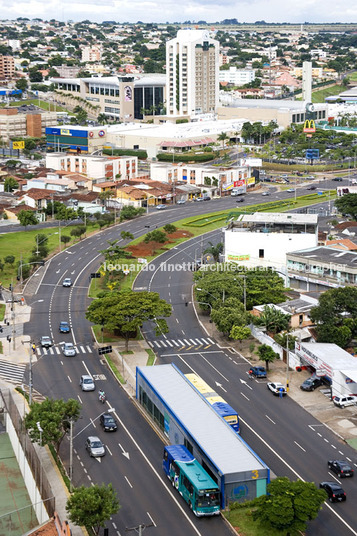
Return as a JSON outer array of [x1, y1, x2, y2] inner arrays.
[[300, 377, 322, 391], [249, 366, 267, 378], [328, 460, 354, 478], [202, 196, 211, 201], [319, 481, 346, 503], [59, 321, 70, 333], [100, 413, 118, 432], [306, 186, 316, 190], [236, 197, 245, 203], [332, 177, 343, 182]]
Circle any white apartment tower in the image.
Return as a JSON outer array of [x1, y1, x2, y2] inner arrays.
[[166, 30, 219, 118]]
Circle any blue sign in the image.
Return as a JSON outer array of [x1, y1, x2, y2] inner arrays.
[[306, 149, 319, 160]]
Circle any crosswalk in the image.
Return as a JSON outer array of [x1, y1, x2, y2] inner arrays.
[[0, 359, 26, 383], [37, 345, 93, 356], [148, 337, 215, 350]]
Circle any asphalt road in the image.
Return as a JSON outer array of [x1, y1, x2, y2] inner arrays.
[[24, 179, 357, 536]]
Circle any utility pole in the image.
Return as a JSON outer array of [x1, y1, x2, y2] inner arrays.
[[10, 281, 16, 351], [125, 523, 154, 535], [69, 418, 73, 492], [58, 220, 61, 252], [286, 332, 289, 392]]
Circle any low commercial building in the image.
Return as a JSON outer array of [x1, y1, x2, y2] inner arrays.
[[286, 246, 357, 291], [136, 364, 270, 508], [45, 152, 137, 181], [224, 213, 318, 276], [45, 126, 109, 154], [293, 342, 357, 398], [0, 108, 57, 141]]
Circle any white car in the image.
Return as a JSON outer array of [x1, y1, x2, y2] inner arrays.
[[176, 199, 186, 205], [156, 204, 166, 210], [62, 342, 77, 357], [262, 192, 270, 196], [62, 278, 72, 287], [40, 336, 53, 348], [267, 382, 287, 396], [80, 374, 95, 391], [333, 395, 357, 408]]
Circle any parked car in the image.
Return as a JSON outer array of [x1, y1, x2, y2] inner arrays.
[[62, 278, 72, 287], [333, 395, 357, 408], [319, 481, 346, 503], [100, 413, 118, 432], [193, 197, 203, 202], [85, 436, 106, 457], [62, 342, 76, 357], [80, 374, 95, 391], [249, 366, 267, 378], [300, 377, 322, 391], [156, 204, 166, 210], [59, 321, 70, 333], [328, 460, 354, 478], [267, 382, 287, 396], [40, 336, 53, 348], [202, 196, 211, 201], [176, 199, 186, 205]]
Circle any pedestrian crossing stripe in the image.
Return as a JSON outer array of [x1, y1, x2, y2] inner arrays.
[[37, 345, 93, 356], [147, 337, 215, 349], [0, 360, 26, 383]]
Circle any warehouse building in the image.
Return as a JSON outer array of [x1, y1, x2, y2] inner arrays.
[[136, 363, 270, 508]]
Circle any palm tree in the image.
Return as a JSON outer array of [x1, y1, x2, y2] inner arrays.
[[203, 241, 223, 262], [217, 132, 228, 152], [256, 305, 290, 335]]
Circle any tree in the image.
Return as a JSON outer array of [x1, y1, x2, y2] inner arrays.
[[66, 484, 119, 535], [24, 397, 81, 453], [16, 78, 28, 91], [61, 235, 71, 245], [99, 191, 115, 206], [17, 210, 38, 227], [255, 305, 290, 334], [70, 226, 86, 240], [211, 298, 248, 336], [86, 290, 172, 351], [144, 230, 167, 244], [203, 241, 223, 262], [4, 177, 19, 192], [4, 255, 15, 266], [29, 67, 43, 82], [253, 477, 326, 533], [97, 113, 108, 124], [217, 131, 228, 151], [335, 193, 357, 219], [120, 206, 145, 221], [274, 331, 297, 350], [257, 344, 279, 370], [120, 231, 134, 241], [310, 287, 357, 348], [230, 325, 251, 346]]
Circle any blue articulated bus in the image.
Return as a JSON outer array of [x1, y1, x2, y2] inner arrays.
[[185, 373, 240, 433], [163, 445, 221, 516]]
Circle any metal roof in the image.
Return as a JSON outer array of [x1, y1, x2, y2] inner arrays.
[[137, 364, 267, 475], [239, 213, 318, 224], [298, 343, 357, 370]]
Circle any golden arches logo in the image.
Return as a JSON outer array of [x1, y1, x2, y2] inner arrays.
[[303, 120, 316, 133]]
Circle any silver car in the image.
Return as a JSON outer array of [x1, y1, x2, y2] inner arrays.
[[80, 374, 95, 391], [62, 342, 76, 357], [333, 395, 357, 408], [40, 336, 53, 348], [85, 436, 106, 457], [62, 278, 72, 287]]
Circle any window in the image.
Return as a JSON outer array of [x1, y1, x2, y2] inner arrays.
[[259, 249, 264, 259]]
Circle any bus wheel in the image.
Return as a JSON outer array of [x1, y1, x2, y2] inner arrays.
[[189, 502, 192, 510], [171, 478, 175, 487]]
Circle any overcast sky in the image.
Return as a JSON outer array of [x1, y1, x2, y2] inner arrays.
[[1, 0, 357, 24]]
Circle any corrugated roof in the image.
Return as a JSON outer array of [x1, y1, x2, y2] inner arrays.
[[138, 364, 267, 475]]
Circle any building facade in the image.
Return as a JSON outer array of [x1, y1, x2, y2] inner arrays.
[[219, 67, 255, 86], [0, 108, 57, 141], [224, 213, 318, 276], [166, 30, 219, 118], [0, 56, 15, 79], [45, 153, 138, 181]]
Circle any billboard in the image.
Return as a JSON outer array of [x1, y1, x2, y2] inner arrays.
[[227, 254, 250, 262], [240, 158, 262, 167], [12, 141, 25, 150]]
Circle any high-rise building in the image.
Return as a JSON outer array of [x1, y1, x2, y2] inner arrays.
[[0, 56, 15, 80], [302, 61, 312, 103], [166, 29, 219, 118]]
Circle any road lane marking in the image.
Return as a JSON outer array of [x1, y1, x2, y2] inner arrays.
[[294, 441, 306, 452], [265, 415, 276, 425]]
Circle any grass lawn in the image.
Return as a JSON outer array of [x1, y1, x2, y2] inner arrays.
[[349, 72, 357, 81], [145, 348, 156, 366], [223, 504, 291, 536], [311, 84, 344, 103], [0, 303, 5, 322], [0, 340, 2, 354], [92, 324, 143, 344]]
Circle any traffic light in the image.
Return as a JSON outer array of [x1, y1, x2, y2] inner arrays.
[[9, 284, 13, 291]]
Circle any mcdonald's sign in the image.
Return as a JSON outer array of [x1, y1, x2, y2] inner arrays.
[[303, 120, 316, 134]]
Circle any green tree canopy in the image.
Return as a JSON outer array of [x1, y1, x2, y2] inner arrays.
[[203, 241, 223, 262], [17, 210, 38, 227], [254, 305, 290, 334], [4, 177, 19, 192], [24, 397, 81, 453], [211, 298, 249, 336], [257, 343, 279, 370], [310, 287, 357, 348], [335, 193, 357, 220], [253, 477, 326, 533], [86, 290, 171, 351], [66, 484, 119, 535]]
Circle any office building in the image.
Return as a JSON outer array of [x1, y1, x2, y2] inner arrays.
[[219, 67, 255, 86], [0, 56, 15, 79], [166, 29, 219, 118]]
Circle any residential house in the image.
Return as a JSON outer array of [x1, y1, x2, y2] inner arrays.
[[16, 188, 53, 210]]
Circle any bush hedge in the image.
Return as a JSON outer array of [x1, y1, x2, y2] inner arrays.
[[156, 152, 215, 163], [103, 148, 148, 159]]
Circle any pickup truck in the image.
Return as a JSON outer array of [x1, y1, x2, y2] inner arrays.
[[249, 366, 267, 378]]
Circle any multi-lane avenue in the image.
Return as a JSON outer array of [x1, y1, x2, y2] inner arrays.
[[25, 177, 357, 535]]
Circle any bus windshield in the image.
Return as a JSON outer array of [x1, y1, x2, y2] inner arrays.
[[197, 490, 220, 507]]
